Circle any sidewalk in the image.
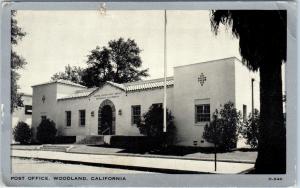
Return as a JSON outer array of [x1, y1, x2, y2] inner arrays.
[[11, 144, 257, 163], [12, 149, 254, 174]]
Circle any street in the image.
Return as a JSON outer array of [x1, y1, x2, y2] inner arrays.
[[12, 157, 157, 174]]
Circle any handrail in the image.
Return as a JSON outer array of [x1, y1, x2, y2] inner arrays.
[[102, 127, 111, 135]]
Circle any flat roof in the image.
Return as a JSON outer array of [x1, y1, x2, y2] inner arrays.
[[31, 79, 86, 88], [174, 56, 241, 69]]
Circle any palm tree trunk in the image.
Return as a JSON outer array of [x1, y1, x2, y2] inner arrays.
[[255, 60, 286, 174]]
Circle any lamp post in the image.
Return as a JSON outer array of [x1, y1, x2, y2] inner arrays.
[[213, 115, 217, 172], [251, 78, 255, 115]]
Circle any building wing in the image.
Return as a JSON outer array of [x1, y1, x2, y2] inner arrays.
[[57, 77, 174, 100]]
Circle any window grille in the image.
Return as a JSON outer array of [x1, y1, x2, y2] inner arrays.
[[195, 104, 210, 123], [131, 105, 141, 125]]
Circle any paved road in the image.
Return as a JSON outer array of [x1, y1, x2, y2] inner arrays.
[[12, 157, 157, 174], [12, 150, 254, 174]]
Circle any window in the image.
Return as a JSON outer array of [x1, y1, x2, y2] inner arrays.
[[152, 103, 163, 108], [195, 104, 210, 123], [131, 105, 141, 125], [243, 105, 247, 122], [79, 110, 86, 126], [65, 111, 71, 127], [25, 105, 32, 115]]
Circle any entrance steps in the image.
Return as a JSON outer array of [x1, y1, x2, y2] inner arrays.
[[76, 136, 105, 145], [75, 135, 158, 148], [40, 145, 70, 152]]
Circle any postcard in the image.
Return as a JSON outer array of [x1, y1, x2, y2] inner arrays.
[[0, 1, 297, 187]]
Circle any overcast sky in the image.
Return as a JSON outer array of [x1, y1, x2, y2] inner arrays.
[[15, 10, 240, 94]]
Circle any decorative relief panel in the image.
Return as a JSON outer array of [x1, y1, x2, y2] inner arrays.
[[198, 73, 207, 86]]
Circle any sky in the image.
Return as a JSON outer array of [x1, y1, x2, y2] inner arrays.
[[15, 10, 240, 94]]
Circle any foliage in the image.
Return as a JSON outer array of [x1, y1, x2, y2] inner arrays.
[[239, 109, 260, 149], [210, 10, 286, 173], [203, 102, 242, 151], [11, 10, 27, 112], [13, 121, 31, 144], [81, 46, 113, 87], [82, 38, 149, 87], [137, 105, 176, 145], [36, 118, 57, 144], [202, 111, 222, 147], [52, 38, 149, 88], [11, 11, 26, 45], [11, 70, 24, 110], [210, 10, 286, 71], [51, 65, 84, 84]]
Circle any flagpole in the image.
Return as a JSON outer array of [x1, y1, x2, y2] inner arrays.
[[163, 9, 167, 133]]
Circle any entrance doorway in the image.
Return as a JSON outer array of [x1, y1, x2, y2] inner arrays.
[[98, 99, 116, 135]]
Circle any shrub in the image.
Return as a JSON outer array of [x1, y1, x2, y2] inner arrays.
[[137, 105, 176, 146], [13, 121, 31, 144], [203, 101, 242, 151], [239, 109, 260, 149], [36, 118, 57, 144]]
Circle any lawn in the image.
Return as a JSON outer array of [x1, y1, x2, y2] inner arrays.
[[69, 145, 257, 163]]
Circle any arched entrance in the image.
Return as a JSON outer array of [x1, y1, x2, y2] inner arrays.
[[98, 99, 116, 135]]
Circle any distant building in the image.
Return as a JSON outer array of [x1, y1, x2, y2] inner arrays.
[[12, 94, 32, 128], [31, 57, 260, 147]]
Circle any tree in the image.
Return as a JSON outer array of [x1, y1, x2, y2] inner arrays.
[[13, 121, 31, 144], [81, 46, 113, 87], [51, 64, 83, 84], [203, 102, 242, 151], [52, 38, 149, 88], [36, 118, 57, 144], [11, 10, 27, 112], [210, 10, 286, 173], [203, 110, 221, 149], [82, 38, 149, 87], [240, 109, 260, 149], [137, 105, 175, 145]]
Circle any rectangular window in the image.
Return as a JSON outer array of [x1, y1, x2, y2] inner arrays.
[[25, 105, 32, 115], [79, 110, 86, 126], [131, 105, 141, 125], [243, 105, 247, 121], [65, 111, 71, 127], [195, 104, 210, 123], [152, 103, 163, 108]]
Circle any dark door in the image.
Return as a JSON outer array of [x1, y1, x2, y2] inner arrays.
[[100, 105, 113, 135]]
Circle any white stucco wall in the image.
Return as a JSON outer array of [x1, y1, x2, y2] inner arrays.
[[57, 84, 86, 99], [32, 84, 57, 138], [31, 83, 85, 139], [55, 84, 173, 137], [173, 58, 236, 147], [56, 97, 91, 136], [115, 86, 173, 136]]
